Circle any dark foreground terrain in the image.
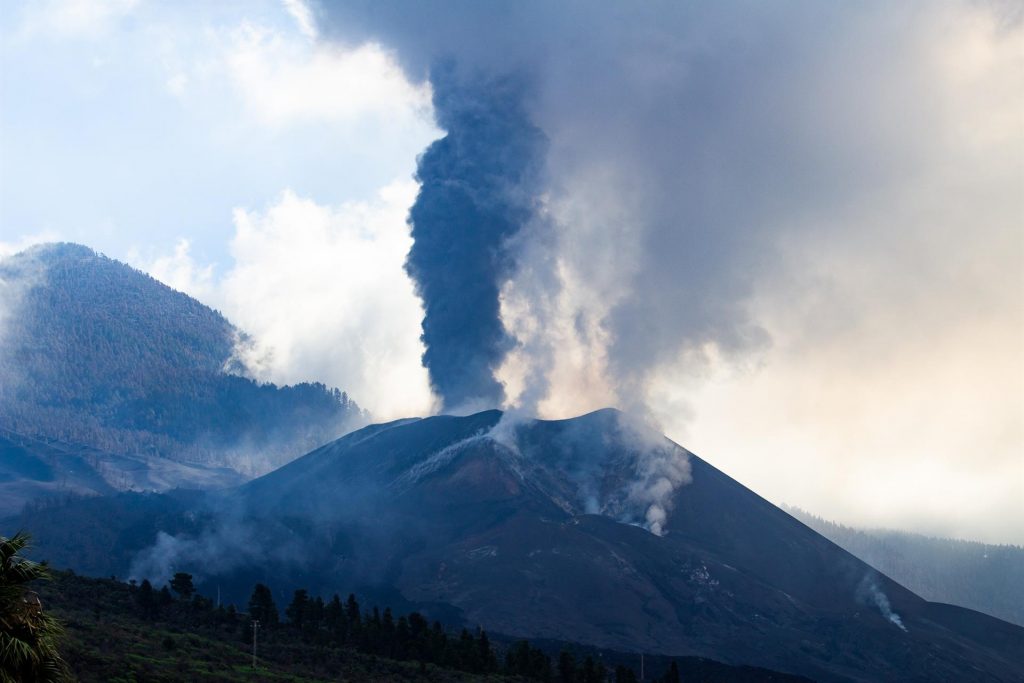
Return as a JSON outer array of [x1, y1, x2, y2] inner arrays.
[[38, 570, 806, 682]]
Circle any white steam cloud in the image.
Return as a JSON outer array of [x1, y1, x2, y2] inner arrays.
[[129, 529, 255, 586], [490, 410, 691, 536], [141, 183, 438, 421]]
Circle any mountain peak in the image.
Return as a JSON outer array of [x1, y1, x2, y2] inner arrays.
[[18, 407, 1023, 681], [0, 241, 364, 479], [18, 240, 97, 259]]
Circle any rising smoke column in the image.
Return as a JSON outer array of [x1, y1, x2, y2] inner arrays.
[[406, 64, 547, 411]]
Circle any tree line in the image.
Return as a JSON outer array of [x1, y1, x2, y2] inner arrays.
[[135, 571, 683, 683]]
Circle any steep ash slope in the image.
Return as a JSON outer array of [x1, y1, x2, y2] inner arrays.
[[0, 429, 243, 516]]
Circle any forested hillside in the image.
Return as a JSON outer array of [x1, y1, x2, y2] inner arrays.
[[784, 506, 1024, 627], [35, 569, 808, 682], [0, 243, 365, 475]]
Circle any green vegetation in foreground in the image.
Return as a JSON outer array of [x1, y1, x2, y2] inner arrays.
[[27, 561, 805, 682], [37, 570, 703, 682], [36, 570, 519, 682]]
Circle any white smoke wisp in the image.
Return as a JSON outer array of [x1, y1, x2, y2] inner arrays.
[[393, 432, 492, 490], [609, 411, 692, 535], [129, 514, 308, 586], [128, 529, 255, 586], [134, 183, 439, 422], [486, 406, 533, 455], [858, 575, 908, 632], [0, 246, 49, 398], [489, 409, 692, 536], [627, 451, 691, 536]]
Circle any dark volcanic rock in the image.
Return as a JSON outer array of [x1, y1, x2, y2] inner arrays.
[[12, 409, 1024, 682]]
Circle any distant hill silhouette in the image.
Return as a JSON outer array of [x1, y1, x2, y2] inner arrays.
[[783, 505, 1024, 628], [0, 243, 365, 480]]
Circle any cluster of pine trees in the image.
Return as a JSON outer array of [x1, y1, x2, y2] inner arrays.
[[131, 572, 684, 682]]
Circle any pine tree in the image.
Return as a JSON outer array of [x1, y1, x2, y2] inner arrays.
[[324, 594, 344, 642], [558, 650, 578, 683], [247, 583, 279, 625], [169, 572, 194, 601], [382, 606, 396, 652], [136, 579, 155, 619], [581, 655, 606, 683], [430, 621, 448, 665], [286, 589, 309, 629], [614, 664, 638, 683], [478, 629, 497, 673], [158, 585, 173, 608], [345, 594, 361, 628]]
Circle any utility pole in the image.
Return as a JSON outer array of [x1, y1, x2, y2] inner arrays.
[[251, 619, 260, 669], [640, 652, 645, 681]]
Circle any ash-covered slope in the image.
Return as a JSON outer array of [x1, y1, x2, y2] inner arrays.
[[228, 409, 1023, 681], [0, 429, 243, 517], [0, 242, 364, 478], [12, 409, 1024, 682]]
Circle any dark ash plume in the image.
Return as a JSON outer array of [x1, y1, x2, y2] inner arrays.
[[406, 64, 547, 412]]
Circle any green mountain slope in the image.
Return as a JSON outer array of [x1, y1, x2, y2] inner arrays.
[[0, 243, 365, 477]]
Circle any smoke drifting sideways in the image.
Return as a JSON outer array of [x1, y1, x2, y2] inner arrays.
[[405, 64, 548, 413]]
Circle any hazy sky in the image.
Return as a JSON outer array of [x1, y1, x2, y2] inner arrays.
[[1, 0, 1021, 544]]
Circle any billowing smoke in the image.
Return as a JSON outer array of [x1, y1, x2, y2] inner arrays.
[[316, 2, 840, 418], [490, 409, 691, 536], [405, 64, 547, 412], [317, 1, 1021, 428], [313, 1, 1021, 540]]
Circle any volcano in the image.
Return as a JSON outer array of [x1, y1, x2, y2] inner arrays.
[[13, 409, 1024, 681]]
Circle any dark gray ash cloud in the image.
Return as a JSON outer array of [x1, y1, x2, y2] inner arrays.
[[405, 64, 547, 412], [315, 1, 838, 416]]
